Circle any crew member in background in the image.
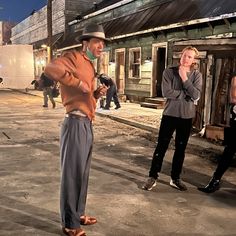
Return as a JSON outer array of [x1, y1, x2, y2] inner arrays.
[[40, 72, 56, 108], [98, 73, 121, 110], [198, 75, 236, 193]]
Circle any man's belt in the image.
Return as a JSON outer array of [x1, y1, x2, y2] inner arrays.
[[66, 110, 87, 119]]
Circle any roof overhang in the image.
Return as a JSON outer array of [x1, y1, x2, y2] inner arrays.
[[32, 33, 64, 50], [110, 12, 236, 40]]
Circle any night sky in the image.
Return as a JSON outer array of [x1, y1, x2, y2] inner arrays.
[[0, 0, 47, 23]]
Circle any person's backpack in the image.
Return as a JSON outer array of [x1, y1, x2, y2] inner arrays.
[[40, 73, 54, 87], [52, 82, 60, 97], [52, 86, 60, 97], [97, 74, 114, 87]]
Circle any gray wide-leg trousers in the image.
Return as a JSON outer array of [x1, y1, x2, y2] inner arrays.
[[60, 116, 93, 229]]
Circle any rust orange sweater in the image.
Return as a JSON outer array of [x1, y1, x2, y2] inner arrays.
[[44, 51, 97, 120]]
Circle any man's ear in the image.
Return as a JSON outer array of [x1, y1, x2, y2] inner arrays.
[[82, 40, 88, 51]]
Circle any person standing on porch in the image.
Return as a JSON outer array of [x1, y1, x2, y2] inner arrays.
[[142, 46, 202, 191], [44, 23, 109, 236], [198, 74, 236, 193]]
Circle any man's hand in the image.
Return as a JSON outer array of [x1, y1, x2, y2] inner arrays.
[[179, 66, 188, 82], [94, 84, 108, 99]]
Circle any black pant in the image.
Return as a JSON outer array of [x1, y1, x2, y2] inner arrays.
[[214, 121, 236, 180], [149, 115, 192, 180], [105, 84, 120, 108]]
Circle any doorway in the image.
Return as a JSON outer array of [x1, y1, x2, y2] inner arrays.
[[115, 49, 125, 94], [152, 43, 167, 97]]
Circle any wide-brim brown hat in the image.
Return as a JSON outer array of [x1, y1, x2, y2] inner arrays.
[[76, 23, 111, 42]]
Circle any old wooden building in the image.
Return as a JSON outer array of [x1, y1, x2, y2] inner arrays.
[[59, 0, 236, 138], [0, 21, 16, 45], [11, 0, 236, 139], [11, 0, 104, 77]]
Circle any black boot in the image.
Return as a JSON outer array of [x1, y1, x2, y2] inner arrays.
[[52, 102, 56, 109], [115, 104, 121, 110], [198, 177, 220, 193], [103, 106, 110, 110]]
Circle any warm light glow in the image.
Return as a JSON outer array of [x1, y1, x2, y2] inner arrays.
[[109, 59, 115, 65], [41, 44, 47, 48], [40, 59, 46, 65], [144, 57, 152, 63]]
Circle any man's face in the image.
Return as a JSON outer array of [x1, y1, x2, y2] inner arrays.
[[180, 49, 196, 68], [86, 38, 105, 58]]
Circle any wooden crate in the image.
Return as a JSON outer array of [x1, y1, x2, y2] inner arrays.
[[205, 125, 224, 141]]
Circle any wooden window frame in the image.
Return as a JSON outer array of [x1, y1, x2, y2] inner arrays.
[[129, 47, 141, 79]]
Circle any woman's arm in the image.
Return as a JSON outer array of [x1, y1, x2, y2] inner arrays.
[[162, 68, 186, 100]]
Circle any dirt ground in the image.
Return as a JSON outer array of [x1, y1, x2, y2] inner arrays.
[[0, 89, 235, 236]]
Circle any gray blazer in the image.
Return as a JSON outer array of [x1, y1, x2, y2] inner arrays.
[[162, 66, 202, 119]]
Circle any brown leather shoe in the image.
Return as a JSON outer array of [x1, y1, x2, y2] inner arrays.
[[80, 215, 97, 225], [62, 227, 86, 236]]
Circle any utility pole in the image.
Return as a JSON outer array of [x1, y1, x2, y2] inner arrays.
[[47, 0, 53, 62]]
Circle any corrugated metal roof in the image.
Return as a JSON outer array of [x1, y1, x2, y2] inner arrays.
[[60, 0, 236, 48], [103, 0, 236, 38], [82, 0, 126, 16]]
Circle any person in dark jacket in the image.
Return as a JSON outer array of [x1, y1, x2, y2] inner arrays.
[[98, 74, 121, 110], [40, 72, 56, 108], [198, 75, 236, 193], [142, 46, 202, 191]]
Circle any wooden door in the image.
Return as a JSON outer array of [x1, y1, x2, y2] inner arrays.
[[211, 57, 236, 126], [115, 50, 125, 94]]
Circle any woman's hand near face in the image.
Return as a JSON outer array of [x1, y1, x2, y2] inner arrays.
[[179, 65, 188, 82]]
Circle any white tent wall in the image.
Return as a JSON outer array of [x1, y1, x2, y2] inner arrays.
[[0, 45, 34, 89]]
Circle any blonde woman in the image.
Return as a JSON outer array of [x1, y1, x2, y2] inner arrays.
[[143, 46, 202, 191]]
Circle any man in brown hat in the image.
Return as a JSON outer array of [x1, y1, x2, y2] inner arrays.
[[44, 22, 109, 236]]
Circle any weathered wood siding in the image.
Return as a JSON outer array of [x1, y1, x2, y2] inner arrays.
[[109, 37, 153, 100], [173, 40, 236, 130], [0, 21, 16, 45], [11, 0, 105, 45], [65, 0, 104, 23], [11, 0, 65, 44], [70, 0, 236, 102]]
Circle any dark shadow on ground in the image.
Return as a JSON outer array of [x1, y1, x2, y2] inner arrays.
[[0, 194, 61, 235], [93, 139, 236, 206]]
